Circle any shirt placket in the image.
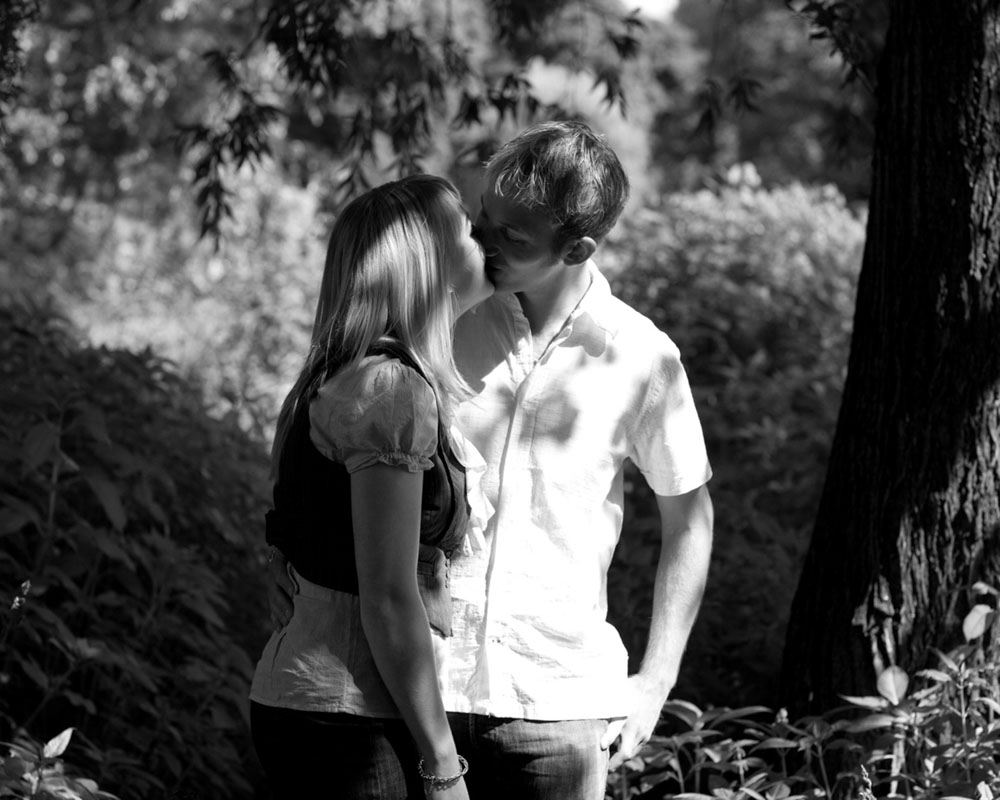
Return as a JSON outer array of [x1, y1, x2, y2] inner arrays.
[[480, 298, 579, 710], [475, 300, 526, 709]]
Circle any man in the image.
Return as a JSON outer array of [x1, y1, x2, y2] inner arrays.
[[271, 121, 713, 799]]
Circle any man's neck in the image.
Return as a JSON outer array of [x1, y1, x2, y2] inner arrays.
[[515, 262, 594, 359]]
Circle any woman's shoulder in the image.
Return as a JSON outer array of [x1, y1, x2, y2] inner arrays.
[[321, 354, 431, 404], [309, 355, 439, 471]]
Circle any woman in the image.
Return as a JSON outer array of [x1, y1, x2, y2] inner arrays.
[[250, 175, 493, 799]]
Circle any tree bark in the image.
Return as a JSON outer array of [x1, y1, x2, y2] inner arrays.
[[780, 0, 1000, 714]]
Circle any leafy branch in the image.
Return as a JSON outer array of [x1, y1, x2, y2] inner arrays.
[[174, 0, 645, 238], [787, 0, 883, 93], [0, 0, 42, 141]]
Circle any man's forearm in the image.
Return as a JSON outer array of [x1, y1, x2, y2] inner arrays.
[[639, 485, 714, 698]]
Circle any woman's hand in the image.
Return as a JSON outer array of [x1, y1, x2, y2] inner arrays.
[[423, 776, 470, 800]]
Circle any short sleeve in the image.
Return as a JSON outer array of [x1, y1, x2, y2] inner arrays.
[[309, 356, 439, 474], [629, 339, 713, 496]]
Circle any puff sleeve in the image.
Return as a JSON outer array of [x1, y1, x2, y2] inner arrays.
[[308, 356, 439, 474]]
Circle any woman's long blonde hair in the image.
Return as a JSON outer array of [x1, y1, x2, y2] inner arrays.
[[271, 174, 471, 480]]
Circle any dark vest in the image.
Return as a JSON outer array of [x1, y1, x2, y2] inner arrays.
[[265, 341, 470, 594]]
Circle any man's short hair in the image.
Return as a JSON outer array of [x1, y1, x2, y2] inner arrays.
[[484, 120, 630, 246]]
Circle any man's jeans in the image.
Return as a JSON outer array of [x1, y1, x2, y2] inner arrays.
[[449, 713, 611, 800]]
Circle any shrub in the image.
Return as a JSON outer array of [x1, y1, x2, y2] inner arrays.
[[841, 593, 1000, 799], [605, 177, 867, 706], [605, 600, 1000, 800], [0, 727, 118, 799], [0, 299, 272, 799]]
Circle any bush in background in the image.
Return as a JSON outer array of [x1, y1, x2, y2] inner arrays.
[[1, 163, 325, 444], [605, 175, 867, 707], [0, 299, 272, 799]]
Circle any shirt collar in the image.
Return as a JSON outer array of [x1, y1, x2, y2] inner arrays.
[[490, 260, 620, 343], [569, 261, 618, 338]]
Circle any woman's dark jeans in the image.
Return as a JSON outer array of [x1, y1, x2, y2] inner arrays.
[[251, 701, 423, 799]]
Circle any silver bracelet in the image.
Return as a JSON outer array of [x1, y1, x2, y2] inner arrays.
[[417, 755, 469, 791]]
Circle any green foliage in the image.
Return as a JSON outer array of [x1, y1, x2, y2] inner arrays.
[[841, 598, 1000, 799], [605, 603, 1000, 800], [606, 175, 866, 706], [666, 0, 886, 199], [0, 0, 40, 129], [2, 162, 323, 444], [0, 300, 272, 799], [1, 0, 881, 257], [0, 727, 118, 799], [180, 0, 646, 233], [793, 0, 888, 89], [0, 0, 260, 276], [605, 701, 865, 800]]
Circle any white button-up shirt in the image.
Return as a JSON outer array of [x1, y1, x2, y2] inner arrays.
[[440, 264, 712, 720]]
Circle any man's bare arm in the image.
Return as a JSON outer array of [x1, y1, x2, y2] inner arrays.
[[603, 483, 714, 769]]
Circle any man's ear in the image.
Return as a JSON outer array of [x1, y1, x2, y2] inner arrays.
[[560, 236, 597, 266]]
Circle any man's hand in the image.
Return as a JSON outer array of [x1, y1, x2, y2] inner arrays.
[[601, 674, 667, 771], [267, 548, 295, 629]]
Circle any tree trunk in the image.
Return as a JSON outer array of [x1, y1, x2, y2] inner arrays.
[[780, 0, 1000, 714]]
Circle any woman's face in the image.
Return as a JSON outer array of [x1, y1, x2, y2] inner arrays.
[[448, 212, 493, 315]]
